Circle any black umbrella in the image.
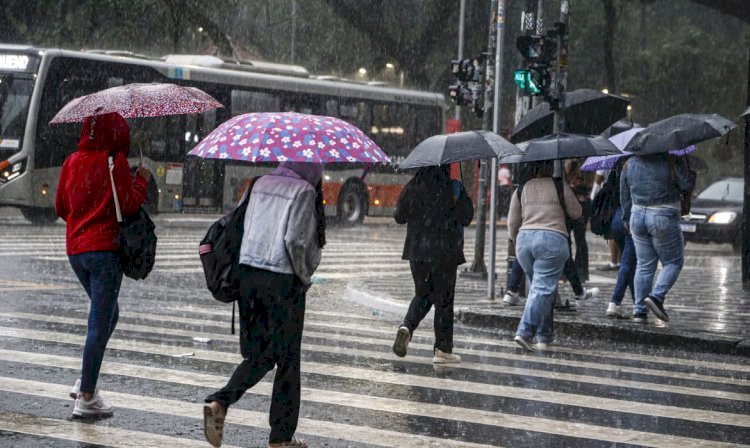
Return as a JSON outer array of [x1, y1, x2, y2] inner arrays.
[[398, 130, 521, 169], [600, 118, 641, 138], [623, 113, 737, 156], [499, 133, 621, 164], [511, 89, 629, 143]]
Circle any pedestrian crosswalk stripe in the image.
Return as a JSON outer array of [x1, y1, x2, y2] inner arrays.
[[107, 309, 749, 388], [164, 304, 750, 374], [5, 309, 748, 393], [0, 349, 745, 448], [0, 411, 237, 448], [0, 323, 747, 429], [0, 376, 497, 448]]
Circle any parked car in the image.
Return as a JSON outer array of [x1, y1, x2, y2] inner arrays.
[[680, 177, 744, 253]]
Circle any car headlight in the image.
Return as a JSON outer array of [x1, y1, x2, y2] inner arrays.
[[708, 211, 737, 224], [0, 159, 26, 183]]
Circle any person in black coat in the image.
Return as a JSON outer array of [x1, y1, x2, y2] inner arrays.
[[391, 165, 474, 364]]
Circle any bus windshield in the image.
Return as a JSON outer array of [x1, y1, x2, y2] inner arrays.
[[0, 73, 33, 158]]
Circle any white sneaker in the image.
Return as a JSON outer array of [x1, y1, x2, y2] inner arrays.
[[69, 379, 81, 399], [606, 302, 624, 318], [72, 393, 113, 418], [575, 287, 599, 301], [433, 348, 461, 364], [502, 290, 520, 305], [533, 341, 551, 351]]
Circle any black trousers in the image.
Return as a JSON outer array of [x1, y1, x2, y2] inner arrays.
[[205, 265, 306, 444], [402, 260, 457, 353], [570, 203, 590, 282]]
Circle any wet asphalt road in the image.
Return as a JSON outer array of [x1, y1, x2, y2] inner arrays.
[[0, 218, 748, 447]]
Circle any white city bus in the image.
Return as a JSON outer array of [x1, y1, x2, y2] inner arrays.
[[0, 44, 444, 224]]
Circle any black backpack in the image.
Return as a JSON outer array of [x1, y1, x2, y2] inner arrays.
[[199, 177, 260, 304], [590, 171, 620, 238]]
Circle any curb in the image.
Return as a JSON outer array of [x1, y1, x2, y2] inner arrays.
[[456, 308, 750, 357]]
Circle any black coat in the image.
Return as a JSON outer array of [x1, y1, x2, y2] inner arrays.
[[394, 169, 474, 265]]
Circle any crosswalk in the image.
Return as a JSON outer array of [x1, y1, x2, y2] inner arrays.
[[0, 299, 748, 446], [0, 223, 748, 446]]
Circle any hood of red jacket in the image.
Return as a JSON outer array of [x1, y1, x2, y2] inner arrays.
[[77, 112, 130, 155]]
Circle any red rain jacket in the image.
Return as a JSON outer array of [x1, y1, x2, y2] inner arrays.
[[55, 112, 147, 255]]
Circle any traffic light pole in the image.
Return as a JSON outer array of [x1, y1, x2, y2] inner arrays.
[[487, 0, 508, 299], [454, 0, 466, 123], [467, 0, 499, 276], [551, 1, 570, 134]]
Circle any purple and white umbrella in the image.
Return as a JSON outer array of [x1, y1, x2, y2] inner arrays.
[[582, 127, 696, 171], [188, 112, 390, 163]]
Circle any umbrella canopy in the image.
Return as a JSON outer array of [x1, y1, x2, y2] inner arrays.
[[499, 133, 621, 164], [188, 112, 389, 163], [600, 118, 641, 138], [50, 83, 223, 123], [623, 113, 736, 155], [510, 89, 629, 143], [582, 127, 697, 171], [397, 130, 521, 169]]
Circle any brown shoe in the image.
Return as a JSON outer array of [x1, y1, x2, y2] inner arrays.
[[203, 401, 226, 447], [268, 437, 308, 447]]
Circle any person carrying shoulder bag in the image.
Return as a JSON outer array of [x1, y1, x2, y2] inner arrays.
[[55, 112, 149, 418]]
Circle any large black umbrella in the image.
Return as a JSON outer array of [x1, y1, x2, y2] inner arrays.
[[499, 133, 621, 164], [600, 118, 641, 138], [398, 130, 521, 169], [623, 113, 737, 156], [511, 89, 630, 143]]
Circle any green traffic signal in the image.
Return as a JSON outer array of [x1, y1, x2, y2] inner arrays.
[[513, 69, 542, 95]]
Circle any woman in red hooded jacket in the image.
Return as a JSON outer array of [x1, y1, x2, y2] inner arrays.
[[55, 112, 150, 418]]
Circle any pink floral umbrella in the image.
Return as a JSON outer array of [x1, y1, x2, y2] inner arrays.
[[49, 83, 223, 124], [188, 112, 390, 163]]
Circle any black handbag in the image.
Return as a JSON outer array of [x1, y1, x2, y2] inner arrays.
[[108, 156, 157, 280]]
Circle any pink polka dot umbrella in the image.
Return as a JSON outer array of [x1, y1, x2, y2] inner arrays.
[[49, 83, 223, 124], [188, 112, 390, 164]]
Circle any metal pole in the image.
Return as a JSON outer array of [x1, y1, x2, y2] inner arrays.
[[467, 0, 498, 275], [290, 0, 297, 64], [487, 0, 508, 299], [552, 0, 569, 134], [505, 0, 539, 298], [743, 41, 750, 290], [455, 0, 466, 122]]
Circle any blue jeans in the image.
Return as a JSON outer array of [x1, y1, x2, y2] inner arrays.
[[630, 206, 684, 315], [609, 207, 635, 306], [515, 230, 569, 343], [68, 251, 123, 394]]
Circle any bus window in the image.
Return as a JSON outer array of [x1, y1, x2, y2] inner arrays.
[[35, 59, 110, 169], [231, 90, 281, 115], [415, 106, 441, 145], [0, 73, 33, 160], [325, 99, 338, 117], [371, 103, 414, 160], [338, 101, 371, 134]]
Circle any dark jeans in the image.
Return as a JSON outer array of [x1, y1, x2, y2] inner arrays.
[[402, 260, 457, 353], [610, 207, 636, 305], [570, 201, 590, 282], [205, 265, 306, 444], [509, 254, 583, 296], [68, 251, 123, 394]]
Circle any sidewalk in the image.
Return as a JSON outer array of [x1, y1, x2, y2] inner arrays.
[[350, 247, 750, 357]]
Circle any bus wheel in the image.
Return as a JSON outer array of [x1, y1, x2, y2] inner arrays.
[[20, 207, 58, 226], [337, 180, 368, 226]]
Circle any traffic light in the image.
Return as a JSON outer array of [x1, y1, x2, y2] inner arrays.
[[515, 34, 556, 99], [448, 57, 484, 117]]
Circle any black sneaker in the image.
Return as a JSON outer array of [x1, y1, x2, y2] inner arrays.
[[392, 326, 410, 357], [644, 296, 669, 322], [632, 313, 648, 324]]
